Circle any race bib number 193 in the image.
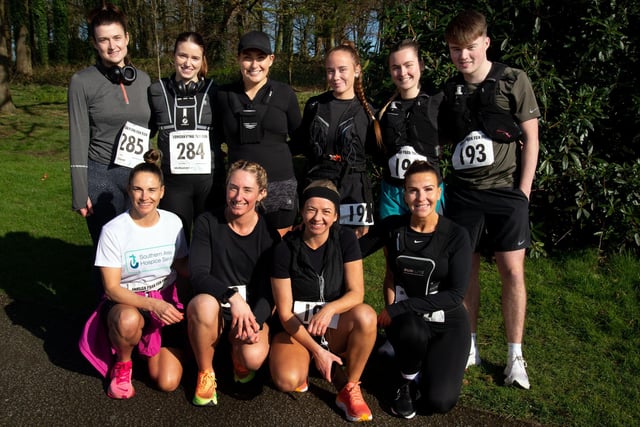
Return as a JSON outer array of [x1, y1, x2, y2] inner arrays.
[[114, 121, 151, 168], [452, 130, 495, 170]]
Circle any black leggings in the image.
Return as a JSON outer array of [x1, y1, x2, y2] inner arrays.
[[160, 173, 214, 242], [385, 307, 470, 414]]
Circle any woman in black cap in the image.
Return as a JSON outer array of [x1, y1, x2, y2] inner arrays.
[[214, 30, 302, 237]]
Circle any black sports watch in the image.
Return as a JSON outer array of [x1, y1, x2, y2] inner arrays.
[[220, 287, 238, 304]]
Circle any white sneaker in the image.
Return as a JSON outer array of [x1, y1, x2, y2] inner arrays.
[[504, 356, 530, 389], [466, 345, 481, 369]]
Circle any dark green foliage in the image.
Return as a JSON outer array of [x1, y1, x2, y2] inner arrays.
[[368, 0, 640, 256], [31, 0, 49, 67], [51, 0, 69, 64]]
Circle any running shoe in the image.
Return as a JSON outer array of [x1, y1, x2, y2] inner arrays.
[[504, 356, 530, 390], [193, 370, 218, 406], [107, 360, 135, 399], [391, 380, 420, 419], [232, 355, 256, 384], [294, 379, 309, 393], [336, 381, 373, 422], [466, 344, 481, 369]]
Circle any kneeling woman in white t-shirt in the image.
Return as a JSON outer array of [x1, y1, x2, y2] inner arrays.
[[79, 149, 189, 400]]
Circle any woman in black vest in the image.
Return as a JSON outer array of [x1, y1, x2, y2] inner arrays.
[[359, 161, 471, 419], [297, 41, 381, 238], [213, 31, 302, 236], [148, 32, 222, 241], [270, 180, 377, 422], [377, 40, 444, 219]]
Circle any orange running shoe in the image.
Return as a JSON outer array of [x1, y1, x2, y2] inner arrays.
[[192, 370, 217, 406], [335, 381, 372, 422], [232, 354, 255, 384]]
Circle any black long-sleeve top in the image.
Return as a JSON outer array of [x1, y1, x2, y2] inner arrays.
[[189, 209, 281, 325], [359, 214, 471, 318]]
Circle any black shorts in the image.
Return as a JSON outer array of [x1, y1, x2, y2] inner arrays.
[[445, 186, 530, 252]]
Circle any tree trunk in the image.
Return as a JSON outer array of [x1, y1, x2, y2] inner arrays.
[[15, 25, 32, 76], [0, 0, 16, 114]]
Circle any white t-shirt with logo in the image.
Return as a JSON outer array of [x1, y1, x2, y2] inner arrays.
[[95, 209, 188, 291]]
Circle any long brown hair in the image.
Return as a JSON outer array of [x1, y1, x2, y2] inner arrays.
[[174, 32, 208, 78], [327, 41, 382, 148], [378, 39, 423, 119]]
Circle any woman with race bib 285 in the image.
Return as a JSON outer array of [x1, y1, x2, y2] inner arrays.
[[68, 3, 153, 247]]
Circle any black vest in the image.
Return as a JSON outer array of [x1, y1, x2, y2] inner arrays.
[[284, 225, 345, 302], [442, 62, 522, 144]]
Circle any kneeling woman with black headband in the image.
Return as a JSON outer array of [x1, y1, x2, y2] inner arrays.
[[269, 180, 377, 422]]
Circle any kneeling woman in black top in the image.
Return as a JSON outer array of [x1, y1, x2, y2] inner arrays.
[[270, 180, 377, 422], [359, 160, 471, 418]]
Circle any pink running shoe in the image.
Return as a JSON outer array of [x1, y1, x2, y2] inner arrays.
[[107, 360, 135, 399]]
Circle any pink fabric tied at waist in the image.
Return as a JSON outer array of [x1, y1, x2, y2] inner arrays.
[[78, 284, 183, 377]]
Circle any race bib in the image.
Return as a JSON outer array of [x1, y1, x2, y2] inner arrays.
[[220, 285, 247, 308], [339, 203, 374, 226], [388, 146, 427, 179], [114, 121, 151, 168], [169, 130, 211, 174], [452, 130, 494, 170], [293, 300, 340, 329]]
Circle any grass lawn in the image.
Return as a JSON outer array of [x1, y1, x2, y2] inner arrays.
[[1, 84, 639, 426]]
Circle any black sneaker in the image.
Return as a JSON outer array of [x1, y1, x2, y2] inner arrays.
[[391, 381, 418, 419]]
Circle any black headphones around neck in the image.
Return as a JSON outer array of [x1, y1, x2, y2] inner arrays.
[[170, 76, 205, 98], [96, 62, 137, 85]]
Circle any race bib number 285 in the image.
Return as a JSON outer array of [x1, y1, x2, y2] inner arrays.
[[114, 121, 151, 168]]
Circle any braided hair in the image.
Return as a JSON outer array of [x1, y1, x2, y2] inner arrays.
[[327, 41, 382, 148]]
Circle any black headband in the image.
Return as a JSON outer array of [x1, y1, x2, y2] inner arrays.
[[301, 186, 340, 209]]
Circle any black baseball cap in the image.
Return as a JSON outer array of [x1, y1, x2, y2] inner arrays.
[[238, 31, 272, 55]]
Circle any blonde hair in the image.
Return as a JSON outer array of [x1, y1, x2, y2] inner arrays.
[[226, 160, 268, 194]]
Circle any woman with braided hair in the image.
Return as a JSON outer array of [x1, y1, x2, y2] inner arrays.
[[297, 41, 381, 237]]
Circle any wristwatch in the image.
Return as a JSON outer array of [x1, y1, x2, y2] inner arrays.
[[221, 287, 238, 304]]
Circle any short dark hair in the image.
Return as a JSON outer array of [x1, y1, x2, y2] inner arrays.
[[88, 3, 128, 41], [444, 9, 488, 45], [404, 160, 442, 187]]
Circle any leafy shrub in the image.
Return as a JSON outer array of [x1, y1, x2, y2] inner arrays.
[[367, 0, 640, 256]]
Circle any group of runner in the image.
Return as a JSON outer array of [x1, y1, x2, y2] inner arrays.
[[70, 3, 539, 422]]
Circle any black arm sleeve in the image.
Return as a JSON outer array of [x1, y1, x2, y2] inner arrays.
[[189, 214, 229, 300]]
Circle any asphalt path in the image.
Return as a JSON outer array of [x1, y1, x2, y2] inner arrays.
[[0, 294, 540, 426]]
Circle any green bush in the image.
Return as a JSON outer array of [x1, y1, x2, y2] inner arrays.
[[367, 0, 640, 256]]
